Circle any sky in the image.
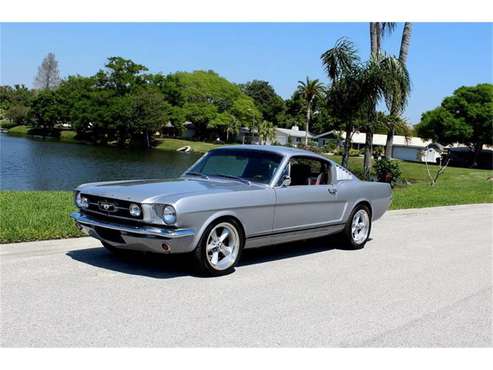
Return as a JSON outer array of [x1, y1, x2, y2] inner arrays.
[[1, 22, 492, 124]]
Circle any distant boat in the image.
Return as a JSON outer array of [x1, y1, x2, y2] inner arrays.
[[176, 145, 192, 153], [0, 128, 8, 133]]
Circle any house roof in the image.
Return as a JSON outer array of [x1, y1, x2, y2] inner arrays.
[[318, 130, 431, 148], [275, 127, 314, 138], [165, 121, 174, 128]]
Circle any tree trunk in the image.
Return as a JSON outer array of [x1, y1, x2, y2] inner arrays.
[[144, 129, 150, 149], [399, 22, 413, 64], [305, 102, 311, 146], [385, 126, 394, 159], [370, 23, 379, 58], [341, 121, 352, 168], [385, 22, 412, 159], [363, 129, 373, 179], [472, 142, 483, 168]]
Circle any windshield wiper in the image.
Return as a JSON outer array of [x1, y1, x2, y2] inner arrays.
[[210, 174, 251, 185], [184, 171, 209, 179]]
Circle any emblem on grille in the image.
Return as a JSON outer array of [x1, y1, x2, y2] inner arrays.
[[98, 201, 116, 212]]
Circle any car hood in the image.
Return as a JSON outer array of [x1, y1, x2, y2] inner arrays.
[[76, 178, 265, 203]]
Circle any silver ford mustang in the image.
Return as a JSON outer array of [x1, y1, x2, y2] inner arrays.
[[71, 145, 392, 276]]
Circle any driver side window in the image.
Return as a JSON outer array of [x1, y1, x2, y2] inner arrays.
[[279, 157, 331, 186]]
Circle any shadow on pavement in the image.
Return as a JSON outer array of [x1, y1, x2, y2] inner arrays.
[[66, 235, 365, 279]]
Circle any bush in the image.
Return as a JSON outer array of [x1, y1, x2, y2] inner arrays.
[[349, 148, 360, 157], [322, 142, 337, 153], [298, 143, 322, 153], [374, 158, 401, 186]]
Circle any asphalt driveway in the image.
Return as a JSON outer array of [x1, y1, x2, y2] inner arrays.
[[1, 204, 491, 347]]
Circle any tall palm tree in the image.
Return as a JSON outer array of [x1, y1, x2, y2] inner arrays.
[[321, 38, 361, 168], [385, 22, 412, 158], [361, 54, 411, 178], [297, 77, 324, 145]]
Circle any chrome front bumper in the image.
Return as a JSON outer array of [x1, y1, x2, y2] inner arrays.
[[71, 212, 196, 254]]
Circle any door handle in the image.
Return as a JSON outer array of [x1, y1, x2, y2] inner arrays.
[[328, 186, 337, 194]]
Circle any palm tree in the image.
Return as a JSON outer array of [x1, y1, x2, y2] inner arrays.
[[361, 54, 411, 178], [257, 120, 275, 145], [321, 38, 362, 168], [385, 22, 412, 158], [322, 38, 410, 174], [297, 77, 324, 145], [370, 22, 396, 58]]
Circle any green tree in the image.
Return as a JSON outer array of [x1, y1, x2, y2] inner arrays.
[[95, 57, 148, 96], [182, 102, 218, 138], [30, 89, 64, 131], [5, 104, 30, 126], [241, 80, 286, 125], [130, 87, 168, 149], [257, 120, 276, 145], [210, 112, 240, 142], [416, 83, 493, 167], [322, 38, 365, 168], [297, 77, 325, 145]]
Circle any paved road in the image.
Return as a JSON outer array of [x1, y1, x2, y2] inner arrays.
[[1, 204, 492, 347]]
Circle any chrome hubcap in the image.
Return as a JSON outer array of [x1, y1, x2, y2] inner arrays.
[[351, 209, 370, 244], [206, 222, 240, 271]]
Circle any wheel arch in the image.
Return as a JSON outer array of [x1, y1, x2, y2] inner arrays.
[[192, 211, 246, 250], [353, 200, 373, 218]]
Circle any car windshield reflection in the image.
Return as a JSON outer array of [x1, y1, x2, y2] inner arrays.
[[186, 148, 284, 184]]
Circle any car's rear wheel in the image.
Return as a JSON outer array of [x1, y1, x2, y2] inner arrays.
[[341, 204, 372, 249], [193, 218, 244, 276]]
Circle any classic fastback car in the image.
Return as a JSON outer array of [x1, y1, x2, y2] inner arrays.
[[71, 145, 392, 276]]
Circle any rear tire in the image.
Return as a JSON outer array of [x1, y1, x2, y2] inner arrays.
[[193, 218, 244, 276], [341, 204, 372, 249]]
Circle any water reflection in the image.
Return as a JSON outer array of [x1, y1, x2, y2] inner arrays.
[[0, 134, 201, 190]]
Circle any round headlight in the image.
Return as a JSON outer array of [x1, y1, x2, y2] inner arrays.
[[76, 192, 89, 208], [162, 205, 176, 224], [129, 203, 142, 217]]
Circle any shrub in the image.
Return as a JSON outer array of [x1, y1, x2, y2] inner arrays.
[[374, 158, 401, 186], [349, 148, 360, 157], [298, 143, 322, 153]]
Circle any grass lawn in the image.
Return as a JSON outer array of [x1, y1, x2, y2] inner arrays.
[[0, 192, 83, 243], [154, 137, 220, 153], [328, 156, 493, 209]]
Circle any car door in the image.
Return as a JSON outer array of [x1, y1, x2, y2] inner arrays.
[[273, 156, 346, 235]]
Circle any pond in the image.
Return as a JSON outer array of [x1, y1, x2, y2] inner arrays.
[[0, 134, 201, 190]]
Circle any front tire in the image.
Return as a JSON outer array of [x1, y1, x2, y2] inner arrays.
[[341, 204, 372, 249], [193, 218, 244, 276]]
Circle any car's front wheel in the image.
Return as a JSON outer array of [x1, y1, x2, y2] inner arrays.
[[193, 218, 244, 276], [341, 204, 372, 249]]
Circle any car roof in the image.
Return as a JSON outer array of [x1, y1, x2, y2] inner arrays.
[[211, 144, 331, 162]]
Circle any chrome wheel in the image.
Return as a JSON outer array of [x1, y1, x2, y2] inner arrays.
[[205, 222, 240, 271], [351, 209, 370, 244]]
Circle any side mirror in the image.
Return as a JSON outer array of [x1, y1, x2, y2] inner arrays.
[[281, 175, 291, 187]]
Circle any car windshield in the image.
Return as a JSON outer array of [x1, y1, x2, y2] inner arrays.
[[186, 149, 284, 184]]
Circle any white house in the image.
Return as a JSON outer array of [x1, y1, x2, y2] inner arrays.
[[273, 125, 314, 146], [316, 130, 443, 163]]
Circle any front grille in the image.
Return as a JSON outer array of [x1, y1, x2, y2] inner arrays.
[[81, 194, 143, 220], [80, 210, 146, 227]]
